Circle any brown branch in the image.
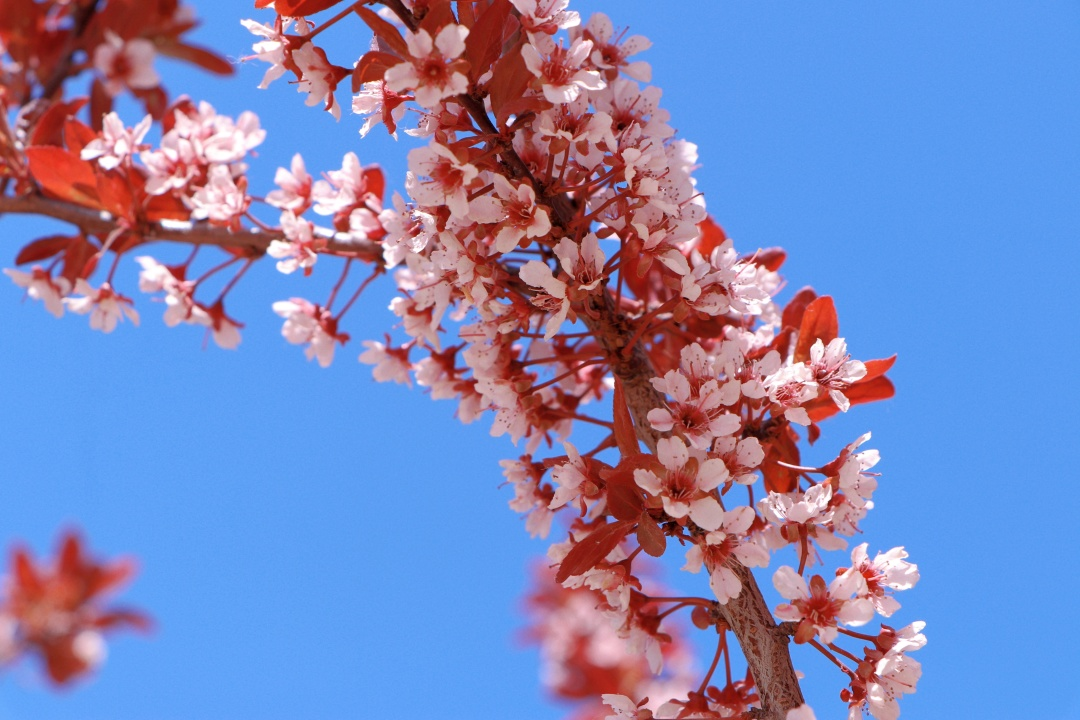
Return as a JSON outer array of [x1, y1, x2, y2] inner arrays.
[[0, 194, 382, 261]]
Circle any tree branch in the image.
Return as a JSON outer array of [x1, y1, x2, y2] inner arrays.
[[0, 194, 382, 261]]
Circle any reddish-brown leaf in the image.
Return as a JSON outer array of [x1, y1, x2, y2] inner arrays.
[[269, 0, 344, 15], [354, 6, 409, 57], [26, 146, 100, 208], [603, 465, 645, 521], [28, 98, 87, 147], [489, 39, 534, 125], [781, 286, 817, 330], [554, 520, 634, 583], [761, 425, 801, 494], [96, 171, 135, 222], [60, 236, 98, 285], [142, 192, 190, 222], [352, 50, 401, 92], [696, 216, 728, 256], [89, 77, 113, 132], [747, 247, 787, 272], [464, 0, 511, 81], [15, 235, 76, 265], [636, 513, 666, 557], [12, 549, 42, 594], [612, 379, 640, 457], [62, 118, 97, 155], [805, 376, 896, 423], [862, 355, 897, 382], [417, 0, 457, 35], [793, 295, 838, 364], [157, 42, 234, 76], [94, 608, 153, 632]]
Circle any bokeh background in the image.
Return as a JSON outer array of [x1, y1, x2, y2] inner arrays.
[[1, 2, 1078, 718]]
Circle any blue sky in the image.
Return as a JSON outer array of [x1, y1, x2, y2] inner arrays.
[[1, 2, 1079, 718]]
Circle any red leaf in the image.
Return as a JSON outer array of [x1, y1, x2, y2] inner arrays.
[[747, 247, 786, 272], [271, 0, 344, 15], [143, 192, 191, 222], [612, 379, 640, 457], [862, 355, 897, 382], [781, 286, 817, 330], [12, 549, 42, 595], [96, 171, 135, 222], [555, 520, 634, 583], [636, 513, 666, 557], [26, 146, 100, 208], [805, 376, 896, 423], [62, 118, 97, 156], [464, 0, 512, 81], [157, 42, 234, 76], [603, 465, 645, 521], [352, 50, 401, 92], [89, 77, 113, 132], [94, 608, 153, 632], [15, 235, 76, 265], [417, 0, 457, 35], [489, 38, 534, 126], [354, 6, 409, 57], [793, 295, 838, 364], [60, 236, 98, 285], [28, 98, 87, 147], [696, 216, 727, 256], [761, 425, 801, 494]]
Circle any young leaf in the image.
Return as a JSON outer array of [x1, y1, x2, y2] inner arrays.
[[636, 513, 666, 557], [25, 147, 100, 209], [354, 6, 409, 57], [793, 295, 838, 364], [554, 520, 634, 584]]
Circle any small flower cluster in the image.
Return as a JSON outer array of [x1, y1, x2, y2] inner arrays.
[[0, 531, 149, 685]]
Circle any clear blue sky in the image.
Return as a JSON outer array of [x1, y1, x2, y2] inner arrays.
[[1, 2, 1078, 719]]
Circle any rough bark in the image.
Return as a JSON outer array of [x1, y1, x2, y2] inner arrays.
[[582, 291, 805, 720]]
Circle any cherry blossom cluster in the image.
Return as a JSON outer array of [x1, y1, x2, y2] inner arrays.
[[0, 530, 148, 685], [0, 0, 922, 717]]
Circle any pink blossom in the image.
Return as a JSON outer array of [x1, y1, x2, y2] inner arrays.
[[633, 436, 728, 530], [809, 337, 867, 412], [849, 544, 919, 617], [576, 12, 652, 82], [272, 298, 345, 367], [468, 175, 552, 254], [602, 693, 650, 720], [267, 212, 322, 275], [189, 165, 249, 228], [522, 35, 604, 104], [266, 154, 313, 213], [4, 267, 71, 318], [682, 506, 769, 604], [406, 142, 478, 218], [680, 240, 773, 317], [510, 0, 580, 35], [773, 566, 874, 644], [240, 18, 290, 89], [385, 25, 469, 109], [548, 442, 592, 509], [64, 280, 139, 333], [359, 340, 412, 385], [292, 42, 345, 119], [92, 32, 159, 97], [80, 113, 151, 171], [786, 705, 817, 720], [501, 457, 554, 539], [352, 80, 408, 138]]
